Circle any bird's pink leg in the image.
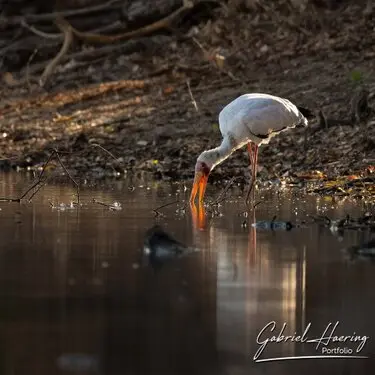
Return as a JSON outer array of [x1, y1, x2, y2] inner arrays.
[[245, 143, 259, 205], [247, 142, 255, 167], [253, 144, 258, 180]]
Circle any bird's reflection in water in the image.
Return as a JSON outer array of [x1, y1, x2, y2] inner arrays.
[[136, 224, 219, 375], [189, 200, 258, 270], [142, 225, 198, 270], [190, 202, 207, 230]]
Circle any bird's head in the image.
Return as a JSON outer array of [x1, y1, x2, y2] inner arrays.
[[190, 151, 215, 204]]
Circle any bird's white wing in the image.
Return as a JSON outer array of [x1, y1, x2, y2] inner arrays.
[[219, 94, 303, 142]]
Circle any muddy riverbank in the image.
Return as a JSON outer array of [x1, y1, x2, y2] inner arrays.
[[1, 1, 374, 195]]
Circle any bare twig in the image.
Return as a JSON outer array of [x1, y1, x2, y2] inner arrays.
[[92, 198, 122, 210], [192, 36, 208, 55], [27, 177, 52, 202], [88, 20, 124, 35], [253, 200, 262, 208], [153, 200, 180, 216], [26, 48, 38, 90], [0, 145, 126, 204], [92, 198, 112, 208], [186, 79, 199, 112], [90, 143, 120, 163], [210, 176, 239, 206], [39, 18, 73, 87], [18, 151, 57, 200], [16, 149, 80, 203], [22, 19, 125, 43], [90, 143, 123, 174], [54, 150, 80, 204], [21, 19, 63, 40]]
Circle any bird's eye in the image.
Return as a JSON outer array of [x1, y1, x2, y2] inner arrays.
[[199, 162, 210, 175]]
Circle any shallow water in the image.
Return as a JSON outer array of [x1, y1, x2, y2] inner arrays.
[[0, 172, 374, 375]]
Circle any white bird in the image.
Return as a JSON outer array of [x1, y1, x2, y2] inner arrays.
[[190, 93, 313, 204]]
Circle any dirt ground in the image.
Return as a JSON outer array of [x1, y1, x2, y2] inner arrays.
[[0, 1, 374, 195]]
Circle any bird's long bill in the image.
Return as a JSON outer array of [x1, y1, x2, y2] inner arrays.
[[190, 171, 209, 203]]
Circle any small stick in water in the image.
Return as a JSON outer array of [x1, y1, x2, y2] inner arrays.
[[153, 200, 181, 217]]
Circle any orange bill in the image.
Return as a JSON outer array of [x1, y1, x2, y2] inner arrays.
[[189, 171, 209, 203]]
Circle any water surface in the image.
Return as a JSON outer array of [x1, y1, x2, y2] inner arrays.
[[0, 173, 374, 375]]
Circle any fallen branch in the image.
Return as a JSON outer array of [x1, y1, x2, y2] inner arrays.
[[5, 0, 195, 85], [54, 150, 80, 204], [64, 0, 194, 44], [21, 19, 63, 40], [39, 18, 73, 87], [5, 0, 121, 24]]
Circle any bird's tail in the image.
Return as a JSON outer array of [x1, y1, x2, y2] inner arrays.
[[297, 106, 315, 120]]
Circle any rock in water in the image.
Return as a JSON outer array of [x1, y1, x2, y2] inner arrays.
[[143, 225, 197, 269]]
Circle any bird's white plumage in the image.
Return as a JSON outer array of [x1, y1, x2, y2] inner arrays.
[[218, 93, 306, 147], [194, 92, 308, 172]]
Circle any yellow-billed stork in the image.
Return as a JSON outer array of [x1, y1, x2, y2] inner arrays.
[[190, 93, 313, 204]]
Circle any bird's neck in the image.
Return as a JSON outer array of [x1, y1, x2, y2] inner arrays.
[[208, 137, 234, 170]]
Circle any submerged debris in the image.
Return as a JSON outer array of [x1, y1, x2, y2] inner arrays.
[[313, 212, 375, 232], [142, 225, 198, 269], [92, 198, 122, 211], [342, 239, 375, 262], [252, 216, 294, 231]]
